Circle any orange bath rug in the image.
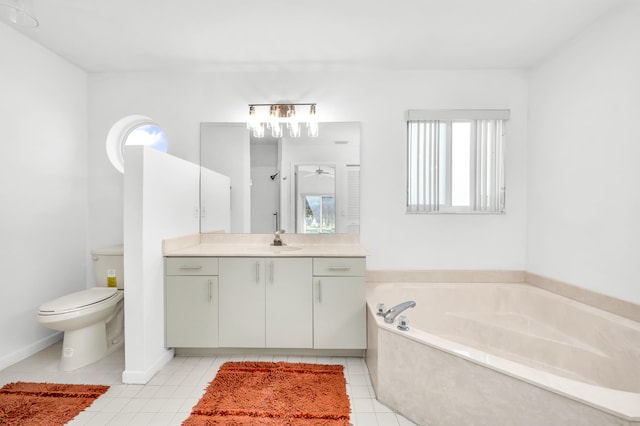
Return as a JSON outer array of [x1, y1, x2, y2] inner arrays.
[[0, 381, 109, 425], [183, 361, 351, 425]]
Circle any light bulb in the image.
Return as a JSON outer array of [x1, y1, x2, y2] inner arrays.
[[307, 104, 318, 137], [307, 121, 319, 137], [289, 122, 301, 137], [252, 123, 265, 138]]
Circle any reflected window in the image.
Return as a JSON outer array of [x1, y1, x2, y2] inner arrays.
[[303, 195, 335, 234]]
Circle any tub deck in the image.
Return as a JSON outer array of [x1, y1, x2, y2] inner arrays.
[[366, 282, 640, 425]]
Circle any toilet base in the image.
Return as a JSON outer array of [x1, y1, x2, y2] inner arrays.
[[59, 299, 124, 371], [60, 322, 108, 371]]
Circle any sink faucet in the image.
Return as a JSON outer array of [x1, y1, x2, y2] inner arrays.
[[273, 229, 285, 246], [384, 301, 416, 324]]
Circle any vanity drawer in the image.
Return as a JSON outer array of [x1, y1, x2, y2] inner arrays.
[[166, 257, 219, 276], [313, 258, 365, 277]]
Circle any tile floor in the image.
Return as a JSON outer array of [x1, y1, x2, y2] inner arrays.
[[0, 341, 418, 426]]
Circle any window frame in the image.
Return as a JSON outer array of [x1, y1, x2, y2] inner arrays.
[[406, 109, 509, 215], [106, 115, 167, 173]]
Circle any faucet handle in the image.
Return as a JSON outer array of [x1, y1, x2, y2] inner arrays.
[[397, 315, 409, 331]]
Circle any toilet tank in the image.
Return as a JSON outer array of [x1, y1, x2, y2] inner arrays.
[[91, 245, 124, 289]]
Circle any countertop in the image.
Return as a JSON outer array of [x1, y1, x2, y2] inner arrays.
[[163, 233, 369, 257]]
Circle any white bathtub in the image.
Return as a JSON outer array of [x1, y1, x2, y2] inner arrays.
[[366, 282, 640, 426]]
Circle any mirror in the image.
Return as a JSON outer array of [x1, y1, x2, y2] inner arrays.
[[200, 122, 360, 234]]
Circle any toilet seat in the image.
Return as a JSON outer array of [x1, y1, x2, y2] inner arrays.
[[38, 288, 121, 315]]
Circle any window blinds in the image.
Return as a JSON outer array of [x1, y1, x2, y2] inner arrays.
[[407, 110, 507, 213]]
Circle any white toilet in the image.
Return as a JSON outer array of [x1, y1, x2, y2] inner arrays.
[[37, 245, 125, 371]]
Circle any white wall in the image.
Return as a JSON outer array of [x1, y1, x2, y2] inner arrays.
[[88, 70, 528, 271], [123, 146, 200, 383], [528, 0, 640, 304], [0, 23, 88, 369]]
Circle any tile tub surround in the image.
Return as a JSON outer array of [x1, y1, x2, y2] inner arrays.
[[366, 282, 640, 425], [163, 233, 368, 257]]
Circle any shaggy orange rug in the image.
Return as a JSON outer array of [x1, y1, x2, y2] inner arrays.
[[0, 382, 109, 425], [183, 361, 351, 425]]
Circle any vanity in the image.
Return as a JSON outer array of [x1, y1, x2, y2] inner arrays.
[[163, 233, 368, 355]]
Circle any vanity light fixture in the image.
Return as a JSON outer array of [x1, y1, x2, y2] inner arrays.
[[247, 103, 318, 139], [0, 0, 39, 27]]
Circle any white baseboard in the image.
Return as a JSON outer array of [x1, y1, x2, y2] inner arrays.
[[0, 333, 62, 371], [121, 348, 175, 384]]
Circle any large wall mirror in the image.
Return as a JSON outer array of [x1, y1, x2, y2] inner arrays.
[[200, 122, 360, 234]]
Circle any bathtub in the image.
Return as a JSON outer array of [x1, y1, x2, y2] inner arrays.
[[366, 282, 640, 426]]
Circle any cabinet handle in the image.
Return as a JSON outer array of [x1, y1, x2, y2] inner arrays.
[[328, 266, 350, 271], [208, 279, 212, 303], [179, 265, 203, 270], [256, 261, 260, 283], [269, 261, 274, 283], [316, 280, 322, 303]]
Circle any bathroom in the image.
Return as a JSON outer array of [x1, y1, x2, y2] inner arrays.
[[1, 1, 639, 425]]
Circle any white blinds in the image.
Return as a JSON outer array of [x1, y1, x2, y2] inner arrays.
[[407, 114, 506, 214], [407, 121, 441, 212], [473, 119, 505, 212], [346, 165, 360, 233]]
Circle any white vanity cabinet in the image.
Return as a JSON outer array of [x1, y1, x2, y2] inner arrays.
[[164, 257, 219, 347], [218, 257, 313, 348], [313, 257, 366, 349]]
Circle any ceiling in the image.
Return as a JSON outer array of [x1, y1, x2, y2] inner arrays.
[[8, 0, 625, 73]]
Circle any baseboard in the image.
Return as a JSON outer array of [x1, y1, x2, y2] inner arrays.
[[121, 348, 175, 384], [174, 348, 365, 358], [0, 332, 62, 371]]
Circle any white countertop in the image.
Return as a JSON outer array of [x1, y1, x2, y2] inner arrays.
[[163, 233, 369, 257]]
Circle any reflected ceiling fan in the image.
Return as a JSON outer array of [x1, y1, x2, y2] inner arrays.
[[302, 166, 335, 178]]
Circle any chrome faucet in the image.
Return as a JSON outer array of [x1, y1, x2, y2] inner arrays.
[[383, 301, 416, 324], [272, 229, 285, 246]]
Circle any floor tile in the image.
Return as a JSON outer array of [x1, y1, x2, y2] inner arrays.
[[0, 341, 411, 425]]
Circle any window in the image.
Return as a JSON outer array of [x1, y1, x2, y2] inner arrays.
[[303, 195, 336, 233], [407, 109, 509, 213], [106, 115, 168, 173]]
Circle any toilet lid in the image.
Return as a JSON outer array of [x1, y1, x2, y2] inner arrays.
[[39, 288, 120, 313]]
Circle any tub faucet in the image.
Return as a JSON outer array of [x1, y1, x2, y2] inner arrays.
[[384, 301, 416, 324]]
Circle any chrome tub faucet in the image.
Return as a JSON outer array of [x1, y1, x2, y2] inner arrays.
[[383, 301, 416, 324]]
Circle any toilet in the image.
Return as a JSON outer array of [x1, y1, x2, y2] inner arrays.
[[37, 245, 125, 371]]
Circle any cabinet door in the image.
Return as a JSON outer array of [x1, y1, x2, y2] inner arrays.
[[219, 257, 265, 347], [265, 258, 312, 348], [165, 276, 218, 347], [313, 276, 366, 349]]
